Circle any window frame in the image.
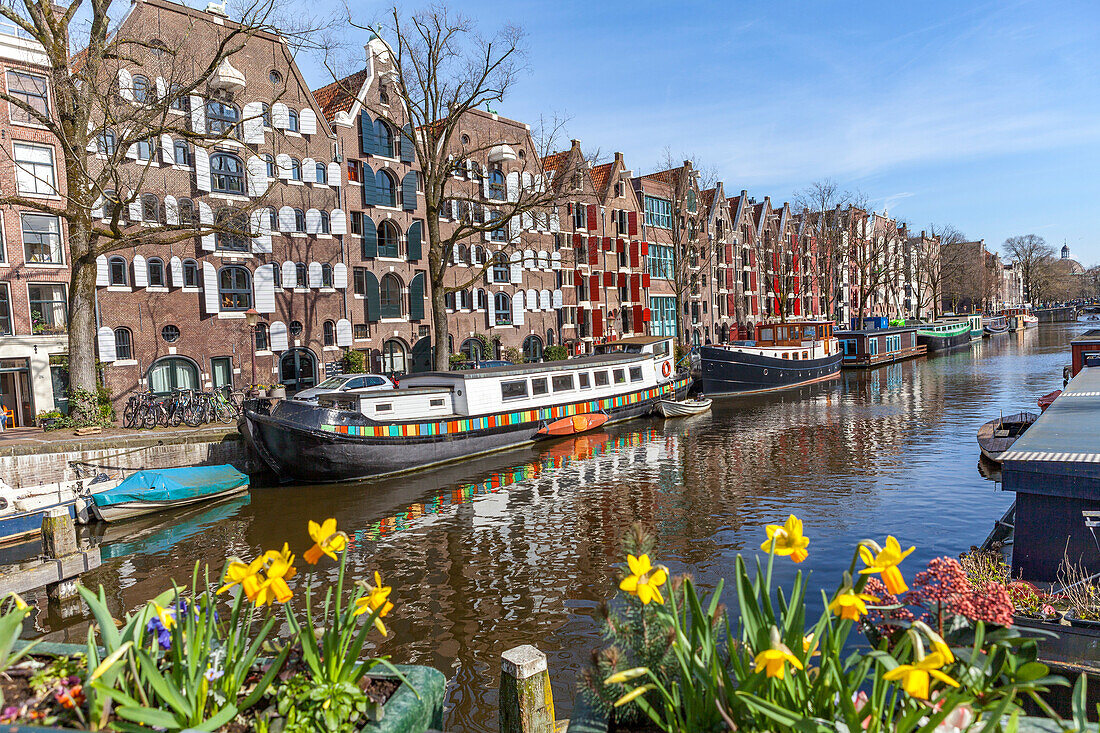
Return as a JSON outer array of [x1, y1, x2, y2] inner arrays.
[[217, 265, 252, 311], [114, 327, 133, 360], [210, 151, 245, 194], [20, 212, 63, 264], [500, 379, 528, 401], [27, 281, 67, 333], [13, 141, 56, 196], [379, 273, 403, 319], [6, 69, 49, 126]]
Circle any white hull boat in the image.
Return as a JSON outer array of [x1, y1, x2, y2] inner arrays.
[[656, 398, 713, 418]]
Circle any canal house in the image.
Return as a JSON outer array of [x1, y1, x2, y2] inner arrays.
[[1002, 364, 1100, 581], [834, 325, 923, 368], [1069, 330, 1100, 378]]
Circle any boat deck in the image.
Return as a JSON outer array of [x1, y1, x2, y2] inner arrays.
[[841, 345, 926, 368]]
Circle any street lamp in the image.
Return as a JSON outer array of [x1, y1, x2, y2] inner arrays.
[[244, 308, 259, 390]]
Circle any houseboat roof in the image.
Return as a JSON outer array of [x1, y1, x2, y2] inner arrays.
[[1071, 329, 1100, 343], [1002, 365, 1100, 472], [403, 352, 644, 381], [598, 335, 669, 347], [835, 325, 919, 336]]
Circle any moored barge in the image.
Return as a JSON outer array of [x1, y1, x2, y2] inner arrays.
[[835, 324, 924, 368], [698, 321, 841, 395], [242, 336, 688, 482], [916, 321, 972, 352], [983, 314, 1008, 336]]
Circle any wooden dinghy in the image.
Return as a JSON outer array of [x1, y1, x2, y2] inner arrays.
[[536, 413, 609, 438], [976, 412, 1039, 464], [656, 398, 713, 418]]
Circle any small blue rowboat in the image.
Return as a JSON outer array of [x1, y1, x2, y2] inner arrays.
[[91, 465, 249, 523]]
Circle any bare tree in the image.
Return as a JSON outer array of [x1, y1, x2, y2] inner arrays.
[[1003, 234, 1055, 306], [794, 179, 851, 322]]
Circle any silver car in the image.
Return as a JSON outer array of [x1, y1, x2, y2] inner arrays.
[[293, 374, 396, 402]]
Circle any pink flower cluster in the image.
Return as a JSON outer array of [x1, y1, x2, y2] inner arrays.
[[863, 576, 915, 630], [904, 557, 1013, 627]]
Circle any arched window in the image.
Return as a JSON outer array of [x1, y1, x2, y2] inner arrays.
[[323, 320, 335, 346], [108, 256, 128, 286], [378, 220, 400, 257], [287, 109, 299, 133], [147, 356, 200, 395], [205, 100, 239, 137], [321, 263, 333, 288], [490, 211, 506, 242], [136, 137, 156, 161], [492, 252, 509, 282], [210, 152, 244, 194], [319, 210, 330, 234], [315, 162, 327, 183], [218, 265, 251, 310], [488, 169, 505, 200], [215, 208, 248, 251], [382, 339, 407, 374], [178, 198, 195, 226], [266, 207, 277, 231], [460, 338, 484, 362], [289, 158, 302, 181], [271, 264, 281, 288], [182, 258, 198, 287], [97, 129, 116, 157], [173, 139, 190, 166], [132, 74, 151, 103], [264, 154, 275, 178], [293, 208, 306, 232], [254, 322, 269, 351], [494, 292, 511, 325], [379, 273, 403, 318], [261, 103, 271, 128], [375, 121, 394, 157], [114, 328, 132, 360], [523, 335, 543, 363], [295, 262, 307, 287], [141, 193, 159, 222], [459, 290, 470, 309], [376, 170, 397, 206], [456, 244, 468, 264], [472, 245, 484, 264], [547, 329, 555, 347], [147, 257, 165, 287]]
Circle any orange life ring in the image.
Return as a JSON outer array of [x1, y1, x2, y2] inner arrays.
[[662, 361, 672, 377]]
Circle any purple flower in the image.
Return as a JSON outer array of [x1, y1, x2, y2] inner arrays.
[[146, 615, 172, 650]]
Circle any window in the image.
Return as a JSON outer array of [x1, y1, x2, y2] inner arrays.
[[14, 143, 56, 195], [380, 273, 402, 318], [141, 193, 159, 222], [106, 255, 128, 286], [210, 152, 244, 194], [315, 162, 327, 183], [488, 169, 505, 200], [494, 292, 511, 325], [182, 259, 198, 288], [490, 211, 506, 242], [287, 109, 299, 132], [321, 263, 333, 287], [97, 129, 116, 157], [644, 195, 672, 229], [0, 284, 11, 335], [319, 211, 330, 234], [613, 368, 626, 384], [266, 207, 277, 232], [350, 212, 363, 235], [346, 159, 360, 183], [648, 244, 674, 280], [162, 324, 180, 343], [353, 267, 368, 295], [378, 220, 400, 257], [501, 379, 527, 401], [6, 70, 49, 124], [136, 137, 156, 162], [254, 323, 269, 350], [269, 70, 282, 85], [174, 140, 191, 166], [375, 121, 393, 157], [289, 320, 303, 336], [573, 203, 585, 229], [578, 372, 591, 389], [178, 198, 195, 226], [147, 257, 165, 286], [264, 154, 276, 178], [353, 323, 368, 339], [206, 100, 239, 137], [323, 320, 335, 346], [211, 356, 233, 391], [215, 208, 248, 251], [492, 252, 510, 283], [551, 374, 573, 392], [148, 357, 199, 394], [531, 378, 548, 396], [376, 170, 397, 206], [218, 265, 251, 310], [523, 335, 543, 362], [594, 370, 609, 387], [295, 262, 307, 287], [293, 208, 305, 232], [21, 213, 62, 264], [169, 85, 188, 111], [28, 283, 66, 333], [114, 328, 132, 360], [629, 366, 643, 382], [382, 339, 407, 373], [132, 74, 151, 103], [289, 158, 302, 181]]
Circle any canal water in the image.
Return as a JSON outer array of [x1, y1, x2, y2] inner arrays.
[[37, 323, 1084, 731]]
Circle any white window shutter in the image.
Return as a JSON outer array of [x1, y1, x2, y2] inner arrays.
[[272, 102, 290, 129], [538, 251, 549, 270], [305, 208, 321, 234], [160, 133, 174, 164], [170, 256, 183, 286], [97, 326, 117, 362], [451, 244, 459, 264], [128, 198, 142, 222], [90, 196, 104, 219], [254, 263, 276, 313], [154, 76, 167, 100], [509, 216, 520, 244], [333, 263, 348, 289], [308, 261, 322, 288], [481, 174, 490, 200], [330, 209, 347, 235], [512, 290, 525, 325], [327, 162, 341, 186], [300, 108, 317, 134], [270, 321, 288, 351], [336, 318, 352, 347], [521, 171, 532, 190], [523, 249, 535, 268], [194, 147, 211, 191], [199, 201, 215, 251], [487, 288, 496, 325], [278, 206, 295, 232], [124, 141, 139, 160], [302, 157, 316, 184], [276, 154, 292, 180], [117, 69, 133, 102], [551, 252, 562, 270], [526, 288, 537, 311], [550, 209, 560, 232], [509, 251, 522, 284], [521, 211, 532, 231], [281, 261, 296, 288], [242, 102, 264, 143], [246, 155, 269, 196], [132, 254, 148, 287], [164, 195, 179, 225], [553, 289, 563, 308], [189, 96, 205, 133], [506, 171, 519, 202], [251, 209, 272, 253], [202, 261, 219, 314], [540, 289, 551, 310], [96, 255, 108, 286]]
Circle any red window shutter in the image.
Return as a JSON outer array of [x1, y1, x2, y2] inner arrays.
[[728, 293, 735, 314], [794, 298, 801, 316], [617, 272, 627, 288], [632, 304, 643, 332], [586, 204, 597, 231], [617, 238, 626, 253], [726, 269, 734, 289], [588, 240, 600, 266], [567, 202, 573, 216], [589, 273, 600, 297], [629, 242, 639, 268], [603, 271, 615, 287], [628, 210, 638, 235], [749, 249, 755, 266], [750, 272, 757, 291], [603, 236, 613, 252], [793, 276, 799, 292], [630, 274, 641, 302], [752, 298, 759, 316], [725, 244, 733, 261], [642, 307, 652, 322], [572, 232, 583, 250], [640, 241, 649, 256], [573, 270, 584, 289], [642, 273, 651, 288], [592, 309, 604, 337]]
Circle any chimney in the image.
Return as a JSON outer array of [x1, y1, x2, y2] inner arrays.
[[571, 139, 581, 150], [614, 152, 624, 163]]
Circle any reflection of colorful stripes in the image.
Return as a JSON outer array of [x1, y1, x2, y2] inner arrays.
[[323, 378, 688, 438], [350, 428, 659, 543]]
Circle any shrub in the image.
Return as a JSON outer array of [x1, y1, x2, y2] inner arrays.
[[544, 345, 568, 361], [341, 348, 366, 374]]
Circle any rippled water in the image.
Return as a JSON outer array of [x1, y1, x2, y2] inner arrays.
[[31, 323, 1084, 731]]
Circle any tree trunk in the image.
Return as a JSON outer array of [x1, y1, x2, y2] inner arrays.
[[67, 217, 100, 425]]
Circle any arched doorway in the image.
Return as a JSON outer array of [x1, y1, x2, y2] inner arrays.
[[411, 337, 432, 373], [382, 339, 409, 375], [460, 338, 485, 363], [522, 335, 543, 362], [279, 348, 317, 393], [147, 356, 200, 394]]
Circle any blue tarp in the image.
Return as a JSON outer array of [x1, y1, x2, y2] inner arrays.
[[92, 465, 249, 508]]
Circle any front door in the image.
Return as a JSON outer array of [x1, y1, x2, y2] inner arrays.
[[279, 349, 317, 394], [211, 357, 233, 393], [411, 337, 432, 373]]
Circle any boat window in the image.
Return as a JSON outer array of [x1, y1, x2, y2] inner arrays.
[[501, 379, 528, 401], [653, 340, 669, 358], [802, 351, 808, 359], [760, 328, 774, 342], [579, 372, 591, 389], [594, 371, 609, 387], [531, 378, 548, 396], [792, 352, 799, 360], [552, 374, 574, 392], [803, 326, 815, 339], [782, 353, 789, 359], [629, 366, 642, 382], [375, 403, 392, 412], [429, 398, 444, 407], [613, 369, 626, 384]]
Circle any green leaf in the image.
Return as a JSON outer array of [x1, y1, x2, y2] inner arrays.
[[117, 704, 183, 729], [191, 702, 239, 731], [240, 641, 292, 710], [135, 648, 190, 715], [1073, 674, 1089, 732]]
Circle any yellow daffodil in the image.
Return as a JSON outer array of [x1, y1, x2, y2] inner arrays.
[[252, 545, 296, 606], [802, 633, 820, 658], [882, 651, 959, 700], [304, 518, 348, 564], [754, 645, 804, 680], [761, 514, 810, 563], [858, 536, 915, 595], [614, 684, 655, 707], [618, 554, 668, 605], [152, 602, 176, 630], [829, 591, 878, 622], [604, 667, 650, 685], [217, 555, 266, 598], [7, 593, 27, 611], [354, 571, 394, 636]]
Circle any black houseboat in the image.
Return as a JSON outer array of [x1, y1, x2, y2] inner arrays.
[[698, 321, 841, 395], [835, 324, 924, 368]]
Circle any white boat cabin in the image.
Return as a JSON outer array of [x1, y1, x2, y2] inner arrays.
[[714, 321, 837, 361]]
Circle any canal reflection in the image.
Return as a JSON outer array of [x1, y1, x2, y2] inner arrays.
[[26, 323, 1083, 731]]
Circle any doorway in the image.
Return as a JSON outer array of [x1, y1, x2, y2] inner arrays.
[[279, 348, 317, 393], [0, 359, 33, 427]]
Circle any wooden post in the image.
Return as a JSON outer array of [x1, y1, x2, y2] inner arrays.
[[41, 507, 79, 606], [499, 644, 556, 733]]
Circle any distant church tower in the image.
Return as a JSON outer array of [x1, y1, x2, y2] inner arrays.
[[1062, 243, 1071, 259]]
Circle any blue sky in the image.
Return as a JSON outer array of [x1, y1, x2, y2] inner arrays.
[[288, 0, 1100, 263]]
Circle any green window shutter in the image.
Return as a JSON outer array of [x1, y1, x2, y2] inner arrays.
[[359, 113, 375, 156], [409, 272, 425, 321], [406, 220, 422, 260], [401, 172, 417, 212], [361, 165, 377, 207], [361, 215, 377, 258], [366, 271, 380, 322], [400, 124, 415, 163]]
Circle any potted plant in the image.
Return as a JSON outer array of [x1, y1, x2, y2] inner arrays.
[[248, 384, 268, 399], [269, 384, 287, 400]]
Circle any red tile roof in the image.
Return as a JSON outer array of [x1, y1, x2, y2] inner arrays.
[[540, 150, 569, 174], [699, 187, 716, 209], [312, 69, 369, 120], [641, 168, 677, 185], [590, 162, 613, 194]]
